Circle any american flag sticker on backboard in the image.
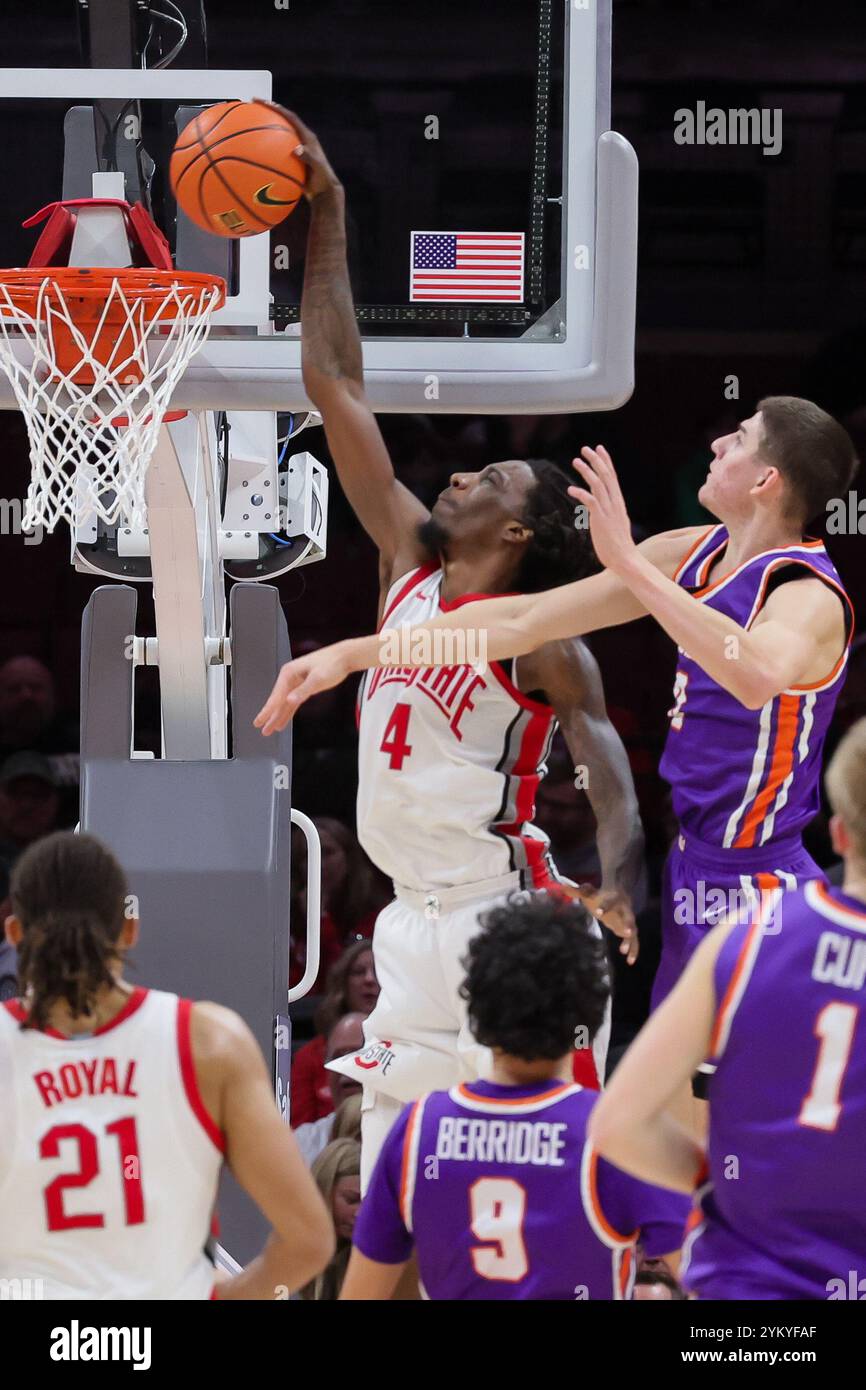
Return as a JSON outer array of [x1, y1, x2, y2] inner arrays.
[[410, 231, 525, 302]]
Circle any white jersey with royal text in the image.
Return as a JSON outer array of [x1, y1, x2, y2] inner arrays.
[[0, 987, 223, 1300], [357, 565, 559, 892]]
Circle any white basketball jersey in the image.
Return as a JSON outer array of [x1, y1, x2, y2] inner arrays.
[[357, 565, 558, 892], [0, 987, 223, 1300]]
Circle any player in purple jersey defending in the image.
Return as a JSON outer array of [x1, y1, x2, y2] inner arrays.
[[589, 718, 866, 1300], [341, 893, 688, 1300], [258, 397, 857, 1108]]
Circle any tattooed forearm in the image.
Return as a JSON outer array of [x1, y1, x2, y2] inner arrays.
[[301, 185, 364, 389]]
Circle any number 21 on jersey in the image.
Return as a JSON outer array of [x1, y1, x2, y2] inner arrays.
[[41, 1117, 144, 1231]]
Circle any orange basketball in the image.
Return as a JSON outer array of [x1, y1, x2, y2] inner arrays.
[[170, 100, 308, 237]]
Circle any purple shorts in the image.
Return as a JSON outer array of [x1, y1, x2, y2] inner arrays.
[[650, 829, 822, 1011]]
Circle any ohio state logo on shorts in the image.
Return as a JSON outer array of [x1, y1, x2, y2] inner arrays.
[[353, 1040, 395, 1074]]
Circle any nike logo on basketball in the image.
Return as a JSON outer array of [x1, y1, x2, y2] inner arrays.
[[254, 184, 294, 207]]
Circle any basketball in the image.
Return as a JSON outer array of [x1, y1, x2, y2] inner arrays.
[[170, 99, 308, 238]]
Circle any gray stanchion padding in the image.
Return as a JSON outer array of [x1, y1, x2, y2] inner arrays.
[[79, 584, 293, 1265], [80, 584, 136, 760]]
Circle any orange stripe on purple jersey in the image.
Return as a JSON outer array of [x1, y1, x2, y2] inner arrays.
[[734, 697, 800, 849], [586, 1148, 639, 1245], [683, 883, 866, 1299], [709, 914, 764, 1058], [660, 530, 851, 852], [398, 1099, 422, 1230], [455, 1081, 571, 1108]]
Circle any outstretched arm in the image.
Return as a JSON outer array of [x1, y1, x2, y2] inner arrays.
[[521, 638, 644, 962], [570, 445, 848, 708], [254, 525, 705, 733], [588, 920, 735, 1192], [287, 110, 429, 589]]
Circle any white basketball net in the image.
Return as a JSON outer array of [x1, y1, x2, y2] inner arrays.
[[0, 274, 223, 532]]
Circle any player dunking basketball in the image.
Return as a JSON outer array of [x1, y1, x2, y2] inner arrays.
[[0, 831, 333, 1299], [261, 113, 644, 1184], [258, 397, 857, 1094], [590, 718, 866, 1300]]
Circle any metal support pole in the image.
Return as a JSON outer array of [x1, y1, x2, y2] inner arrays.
[[83, 0, 138, 67], [144, 421, 213, 759]]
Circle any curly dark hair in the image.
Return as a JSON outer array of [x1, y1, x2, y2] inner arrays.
[[11, 831, 129, 1030], [460, 891, 610, 1060], [518, 458, 597, 593]]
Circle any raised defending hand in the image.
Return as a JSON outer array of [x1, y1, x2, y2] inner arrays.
[[568, 444, 638, 575], [261, 104, 341, 201], [254, 642, 354, 735]]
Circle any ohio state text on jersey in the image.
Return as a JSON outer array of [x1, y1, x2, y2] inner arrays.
[[357, 565, 559, 892]]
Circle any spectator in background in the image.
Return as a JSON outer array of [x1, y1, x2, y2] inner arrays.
[[290, 825, 342, 993], [0, 658, 78, 769], [317, 817, 390, 944], [330, 1092, 362, 1144], [290, 817, 389, 992], [0, 658, 57, 754], [294, 1013, 365, 1166], [292, 940, 380, 1127], [300, 1138, 362, 1301], [0, 751, 63, 1003], [0, 659, 79, 828], [0, 752, 61, 902], [293, 828, 343, 995]]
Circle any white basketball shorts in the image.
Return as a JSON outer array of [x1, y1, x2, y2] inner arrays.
[[326, 871, 611, 1189]]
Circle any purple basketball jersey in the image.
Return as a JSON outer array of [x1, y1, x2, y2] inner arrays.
[[353, 1079, 689, 1300], [659, 526, 853, 849], [684, 881, 866, 1300]]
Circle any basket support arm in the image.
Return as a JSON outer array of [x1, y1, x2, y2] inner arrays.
[[144, 419, 220, 759]]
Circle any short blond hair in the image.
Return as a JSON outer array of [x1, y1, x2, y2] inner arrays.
[[826, 718, 866, 860]]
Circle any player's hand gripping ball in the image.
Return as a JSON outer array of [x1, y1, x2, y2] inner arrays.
[[170, 99, 308, 237]]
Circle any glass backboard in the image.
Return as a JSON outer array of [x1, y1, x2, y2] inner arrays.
[[0, 0, 637, 412]]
